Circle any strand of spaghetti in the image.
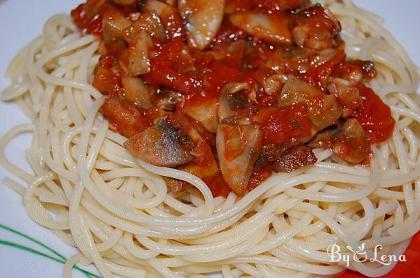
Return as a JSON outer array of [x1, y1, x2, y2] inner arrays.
[[2, 177, 25, 195], [23, 173, 69, 229], [69, 97, 111, 277], [134, 161, 215, 216], [228, 255, 343, 275], [25, 37, 44, 112], [63, 254, 87, 278], [135, 212, 271, 256], [0, 124, 34, 183]]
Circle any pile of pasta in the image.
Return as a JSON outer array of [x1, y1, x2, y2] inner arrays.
[[1, 0, 419, 277]]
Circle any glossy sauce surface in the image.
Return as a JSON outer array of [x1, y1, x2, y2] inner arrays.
[[72, 0, 395, 196]]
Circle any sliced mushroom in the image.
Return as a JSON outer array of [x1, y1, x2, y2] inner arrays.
[[103, 7, 132, 39], [124, 118, 194, 167], [152, 88, 184, 112], [230, 11, 292, 45], [184, 99, 218, 133], [144, 0, 185, 39], [332, 118, 369, 164], [314, 94, 342, 131], [279, 75, 323, 106], [123, 11, 166, 43], [291, 4, 340, 50], [263, 73, 287, 95], [216, 124, 262, 195], [178, 0, 225, 49], [218, 82, 250, 124], [280, 75, 342, 130], [308, 128, 337, 149], [144, 0, 174, 17], [128, 31, 152, 76], [101, 97, 150, 138], [102, 7, 132, 52], [164, 177, 190, 194], [181, 139, 219, 180], [272, 145, 317, 172], [327, 78, 360, 117], [121, 77, 152, 108]]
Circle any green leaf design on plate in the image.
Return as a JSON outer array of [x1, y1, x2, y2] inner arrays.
[[0, 223, 101, 278]]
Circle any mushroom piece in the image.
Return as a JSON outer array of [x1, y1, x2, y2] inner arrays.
[[272, 145, 317, 173], [121, 77, 152, 108], [327, 78, 360, 118], [184, 99, 218, 133], [291, 4, 340, 50], [103, 7, 132, 39], [102, 7, 132, 51], [125, 118, 194, 167], [216, 124, 262, 195], [262, 73, 287, 95], [230, 11, 292, 45], [123, 11, 166, 43], [152, 88, 184, 112], [218, 82, 251, 124], [144, 0, 184, 40], [101, 97, 150, 138], [332, 118, 369, 164], [164, 177, 190, 194], [280, 75, 342, 131], [178, 0, 225, 49], [128, 31, 152, 76]]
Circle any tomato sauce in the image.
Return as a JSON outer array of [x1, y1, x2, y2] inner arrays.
[[71, 2, 105, 36], [355, 84, 395, 143], [254, 104, 314, 145], [71, 0, 396, 197]]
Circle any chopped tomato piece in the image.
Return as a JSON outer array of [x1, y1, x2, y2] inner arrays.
[[354, 85, 395, 143], [146, 40, 248, 98], [93, 55, 123, 97], [203, 175, 231, 198], [248, 166, 272, 191], [304, 49, 345, 89], [71, 0, 107, 36], [101, 97, 150, 138], [254, 103, 314, 145]]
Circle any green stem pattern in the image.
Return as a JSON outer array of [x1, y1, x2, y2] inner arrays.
[[0, 223, 101, 278]]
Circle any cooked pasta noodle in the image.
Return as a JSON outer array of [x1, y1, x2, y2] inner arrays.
[[1, 1, 419, 277]]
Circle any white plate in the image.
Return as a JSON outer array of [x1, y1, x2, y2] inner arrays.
[[0, 1, 419, 277]]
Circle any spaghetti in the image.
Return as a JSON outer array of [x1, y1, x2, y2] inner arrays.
[[1, 0, 419, 277]]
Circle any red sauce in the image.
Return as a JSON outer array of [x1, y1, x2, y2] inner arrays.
[[354, 84, 395, 143], [254, 104, 314, 145], [146, 38, 250, 107], [92, 55, 123, 97], [72, 0, 395, 196], [225, 0, 302, 13], [203, 175, 231, 198], [304, 49, 345, 89], [221, 125, 251, 160], [248, 166, 273, 190], [145, 39, 201, 95], [100, 97, 151, 138], [71, 2, 105, 36]]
